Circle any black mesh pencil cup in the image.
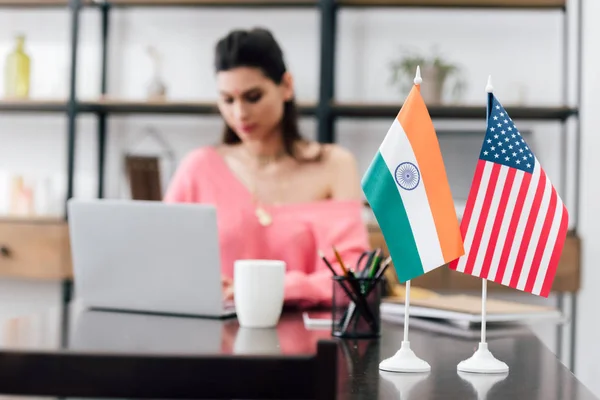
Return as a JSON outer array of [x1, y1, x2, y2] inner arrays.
[[331, 275, 383, 339]]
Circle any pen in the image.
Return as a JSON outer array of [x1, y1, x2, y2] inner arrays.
[[332, 246, 349, 276], [374, 256, 392, 281], [361, 250, 376, 275], [361, 255, 392, 297], [367, 248, 381, 279], [318, 250, 339, 277]]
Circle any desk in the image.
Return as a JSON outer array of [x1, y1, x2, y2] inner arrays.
[[0, 219, 580, 372], [0, 304, 596, 400]]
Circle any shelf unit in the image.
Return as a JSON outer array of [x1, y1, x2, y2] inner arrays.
[[0, 98, 579, 119], [0, 0, 566, 7], [0, 0, 581, 369]]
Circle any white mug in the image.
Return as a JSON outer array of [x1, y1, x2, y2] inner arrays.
[[233, 327, 281, 354], [234, 259, 286, 328]]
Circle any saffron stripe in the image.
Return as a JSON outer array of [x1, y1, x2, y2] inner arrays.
[[378, 119, 445, 272], [398, 86, 464, 264]]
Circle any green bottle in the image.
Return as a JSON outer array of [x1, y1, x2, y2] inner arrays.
[[5, 34, 31, 99]]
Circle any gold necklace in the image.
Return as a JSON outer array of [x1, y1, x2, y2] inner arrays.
[[244, 148, 286, 227], [252, 149, 286, 167], [251, 179, 275, 227], [255, 205, 273, 227]]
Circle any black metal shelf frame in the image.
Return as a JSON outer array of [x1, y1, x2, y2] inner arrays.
[[0, 0, 567, 9], [0, 100, 578, 121]]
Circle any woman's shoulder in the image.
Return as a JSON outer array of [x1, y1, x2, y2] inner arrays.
[[298, 141, 358, 168], [323, 143, 359, 169], [297, 141, 363, 201], [178, 145, 222, 169]]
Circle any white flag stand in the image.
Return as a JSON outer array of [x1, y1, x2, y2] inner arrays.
[[379, 280, 431, 373], [379, 369, 430, 397], [379, 66, 431, 374], [458, 369, 509, 400], [456, 280, 509, 374], [456, 77, 509, 375]]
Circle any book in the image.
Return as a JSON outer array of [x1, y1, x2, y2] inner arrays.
[[381, 294, 564, 326], [381, 312, 531, 340], [302, 311, 333, 330]]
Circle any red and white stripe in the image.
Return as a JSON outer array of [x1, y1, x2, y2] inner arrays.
[[449, 159, 569, 297]]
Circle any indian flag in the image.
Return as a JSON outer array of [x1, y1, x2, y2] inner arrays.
[[361, 82, 464, 283]]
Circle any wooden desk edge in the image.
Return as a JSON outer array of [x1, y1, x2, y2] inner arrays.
[[0, 218, 581, 294]]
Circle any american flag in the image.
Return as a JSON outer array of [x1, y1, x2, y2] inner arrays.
[[448, 94, 569, 297]]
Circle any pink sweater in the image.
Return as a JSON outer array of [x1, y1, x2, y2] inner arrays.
[[163, 146, 371, 308]]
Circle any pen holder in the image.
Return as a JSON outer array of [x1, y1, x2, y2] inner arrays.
[[331, 276, 382, 339]]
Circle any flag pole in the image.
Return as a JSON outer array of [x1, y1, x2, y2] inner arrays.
[[480, 75, 493, 348], [378, 66, 430, 375], [481, 279, 487, 344], [404, 279, 410, 343], [402, 64, 422, 345], [456, 76, 508, 375]]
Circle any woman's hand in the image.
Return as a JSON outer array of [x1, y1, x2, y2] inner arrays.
[[222, 276, 234, 301]]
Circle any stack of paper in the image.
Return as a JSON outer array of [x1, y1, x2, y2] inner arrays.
[[381, 294, 565, 339]]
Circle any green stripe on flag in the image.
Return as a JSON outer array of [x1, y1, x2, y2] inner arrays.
[[362, 152, 424, 282]]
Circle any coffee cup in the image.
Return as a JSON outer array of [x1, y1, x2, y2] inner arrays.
[[233, 259, 286, 328]]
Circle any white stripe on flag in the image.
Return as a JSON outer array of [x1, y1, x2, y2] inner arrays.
[[501, 160, 542, 286], [486, 169, 524, 281], [455, 161, 494, 273], [516, 170, 553, 291], [378, 119, 445, 272], [471, 165, 508, 276], [532, 194, 565, 295]]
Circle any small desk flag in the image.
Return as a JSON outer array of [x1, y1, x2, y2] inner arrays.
[[449, 93, 569, 297], [361, 82, 464, 283]]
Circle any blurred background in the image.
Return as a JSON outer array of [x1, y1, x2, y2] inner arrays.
[[0, 0, 598, 395]]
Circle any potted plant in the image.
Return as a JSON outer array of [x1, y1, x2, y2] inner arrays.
[[389, 46, 466, 105]]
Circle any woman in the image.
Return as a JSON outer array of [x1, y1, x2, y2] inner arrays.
[[164, 27, 370, 309]]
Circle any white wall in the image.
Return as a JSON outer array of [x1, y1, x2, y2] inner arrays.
[[0, 0, 596, 394], [575, 0, 600, 390]]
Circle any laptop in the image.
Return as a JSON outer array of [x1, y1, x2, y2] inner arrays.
[[68, 308, 226, 354], [67, 198, 236, 319]]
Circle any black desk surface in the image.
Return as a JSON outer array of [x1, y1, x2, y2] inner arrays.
[[0, 304, 596, 400]]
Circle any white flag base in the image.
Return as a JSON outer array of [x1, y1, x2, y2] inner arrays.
[[457, 342, 509, 374], [458, 370, 509, 400], [379, 369, 430, 398], [379, 341, 431, 373]]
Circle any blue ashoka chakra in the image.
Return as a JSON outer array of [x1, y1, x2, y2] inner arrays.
[[394, 162, 420, 191]]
